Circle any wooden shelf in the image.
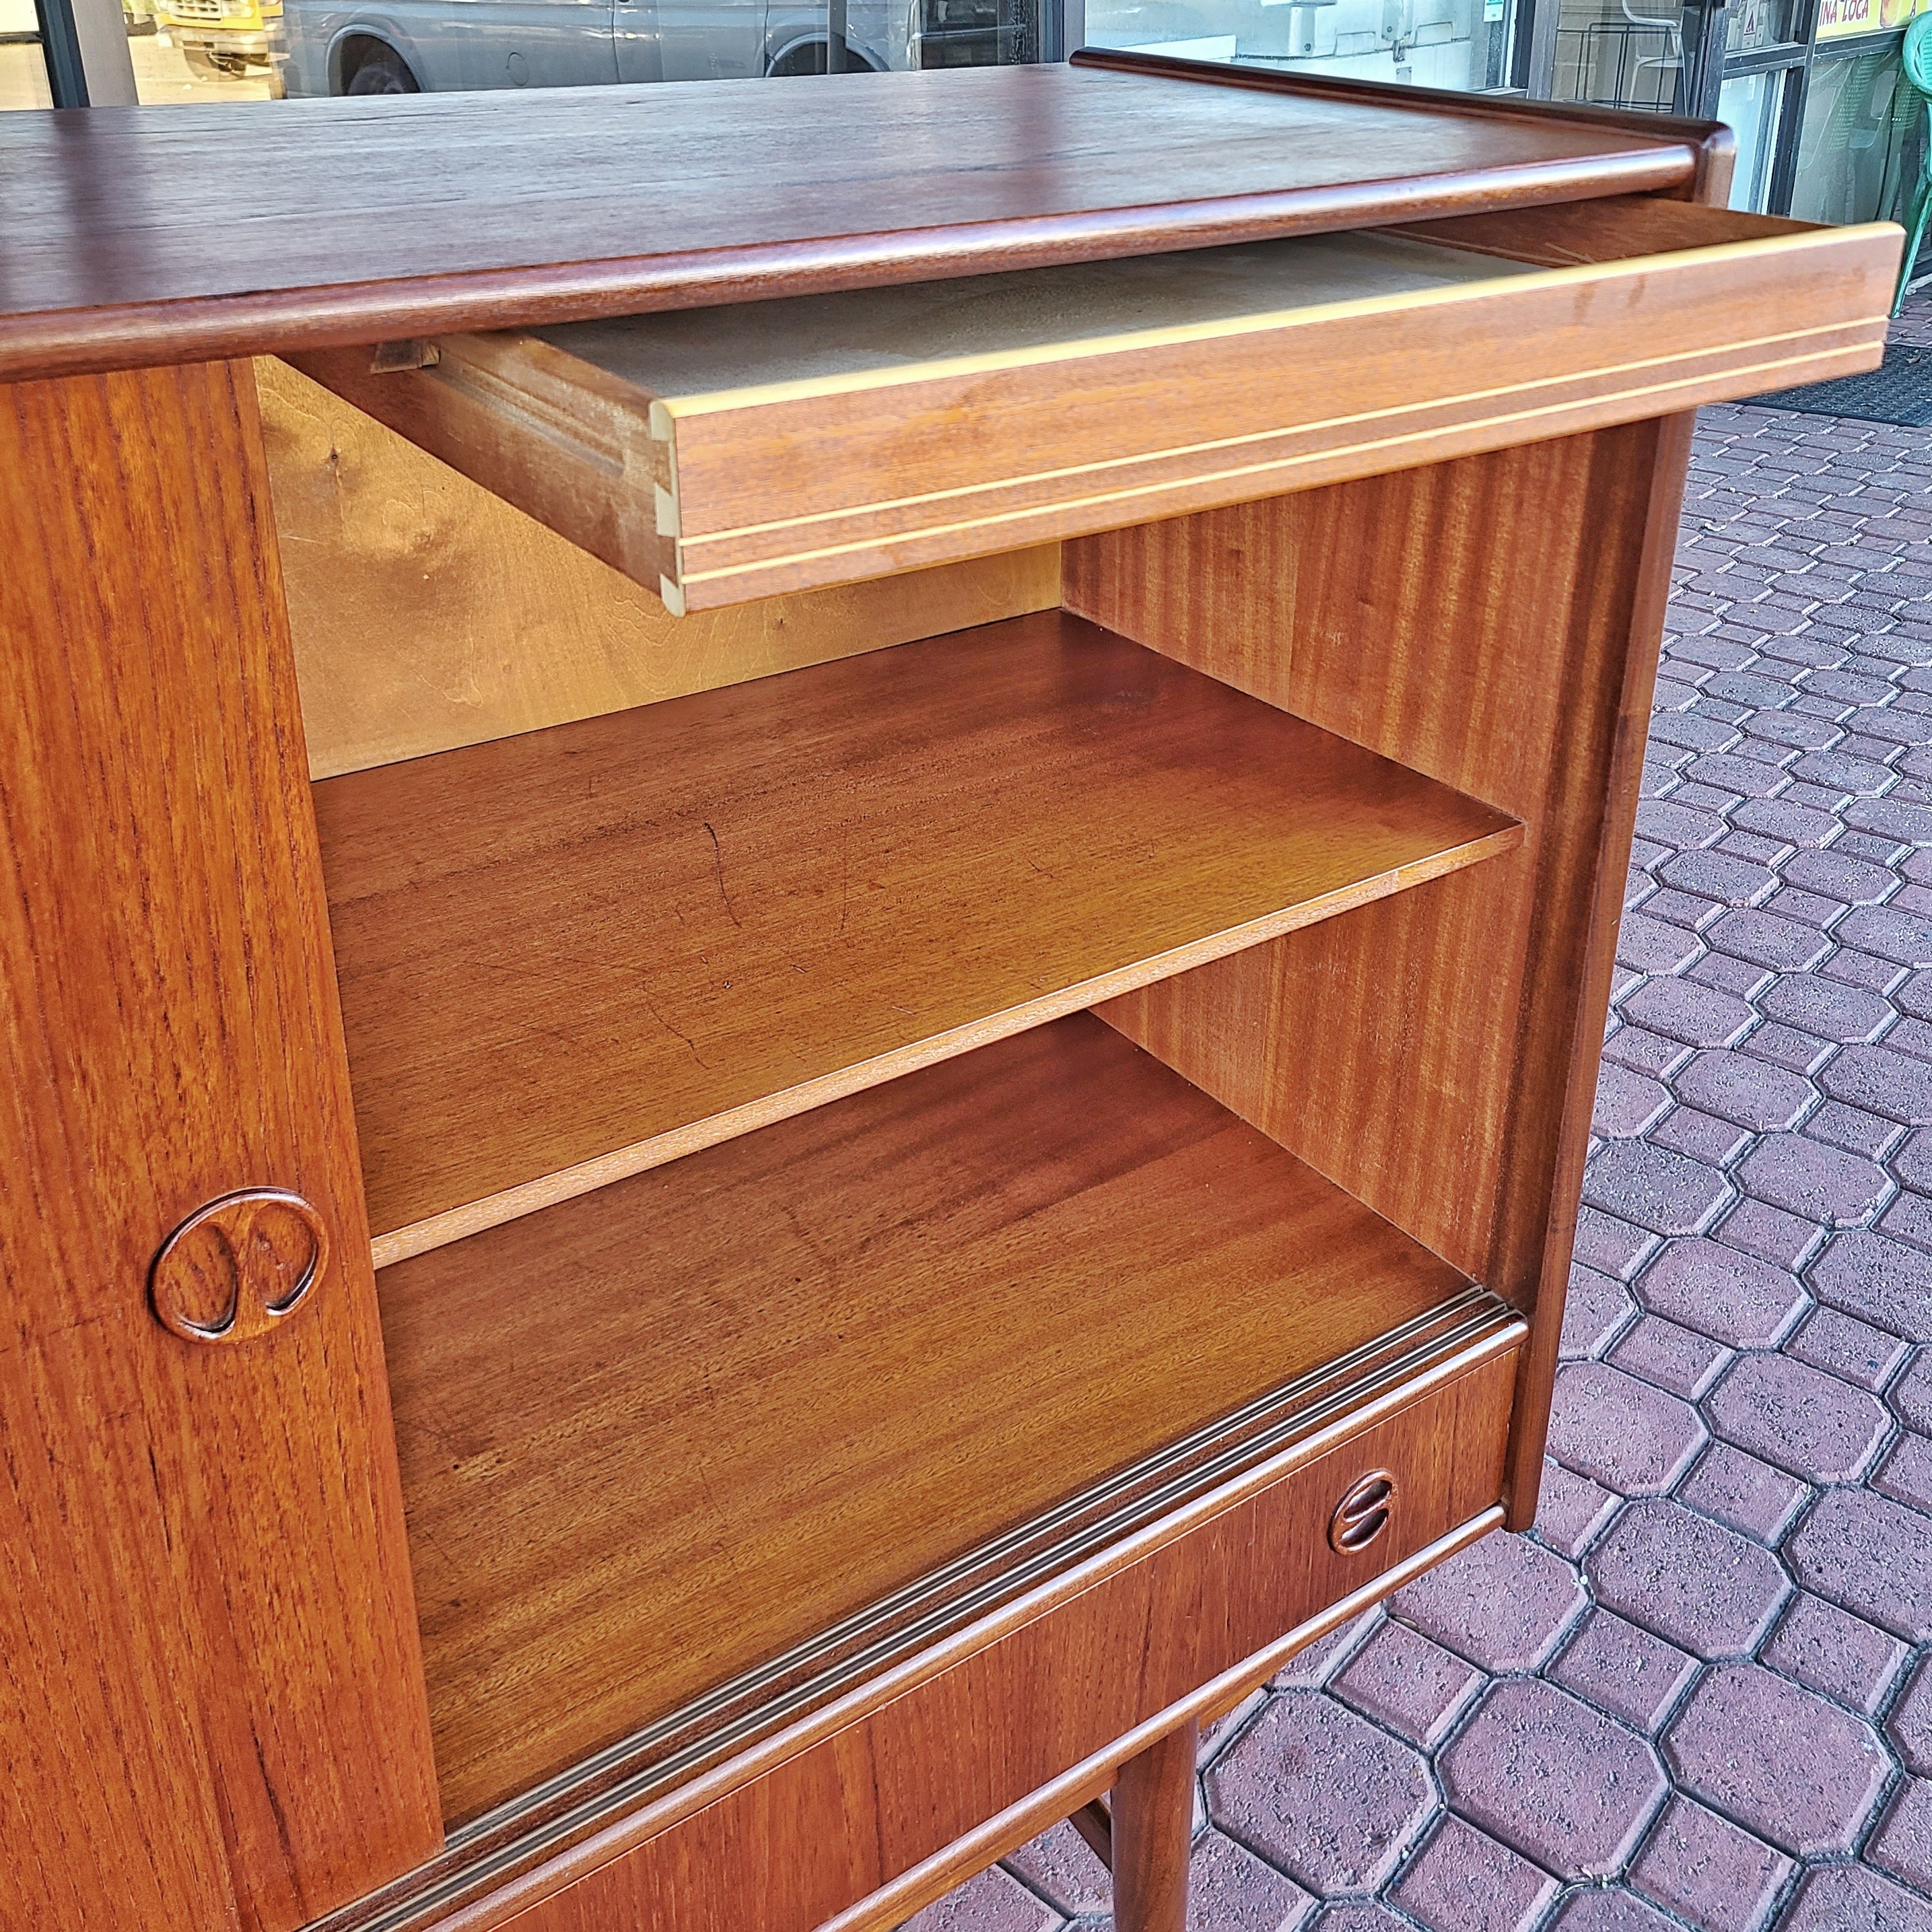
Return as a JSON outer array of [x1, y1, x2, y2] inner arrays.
[[377, 1012, 1482, 1824], [316, 610, 1519, 1262]]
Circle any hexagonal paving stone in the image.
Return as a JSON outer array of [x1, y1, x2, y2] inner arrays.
[[1662, 1663, 1890, 1857], [1595, 1062, 1673, 1138], [1002, 1822, 1108, 1915], [1547, 1896, 1679, 1932], [1306, 1907, 1412, 1932], [1812, 1231, 1932, 1342], [1673, 1049, 1814, 1130], [1627, 1795, 1791, 1932], [1440, 1678, 1665, 1879], [1387, 1816, 1557, 1932], [1330, 1621, 1483, 1750], [1734, 1132, 1890, 1226], [1674, 1441, 1809, 1543], [1787, 1486, 1932, 1641], [1206, 1692, 1435, 1898], [1544, 1362, 1707, 1496], [1878, 1430, 1932, 1511], [1581, 1143, 1733, 1238], [1888, 1653, 1932, 1775], [1701, 1350, 1892, 1481], [1894, 1348, 1932, 1431], [1821, 1045, 1932, 1126], [1840, 903, 1932, 968], [1760, 971, 1893, 1039], [1762, 1591, 1909, 1717], [1708, 908, 1832, 971], [1870, 1779, 1932, 1900], [1776, 1863, 1932, 1932], [1562, 1266, 1641, 1361], [1390, 1530, 1587, 1674], [904, 1865, 1062, 1932], [1634, 1239, 1808, 1347], [1586, 1500, 1790, 1659], [1185, 1832, 1317, 1932], [1548, 1610, 1698, 1735]]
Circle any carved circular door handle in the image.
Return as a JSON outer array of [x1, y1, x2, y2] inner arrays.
[[1328, 1469, 1397, 1554], [149, 1189, 331, 1345]]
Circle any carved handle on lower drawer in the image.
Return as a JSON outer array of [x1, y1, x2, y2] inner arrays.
[[149, 1189, 331, 1344], [1329, 1469, 1397, 1554]]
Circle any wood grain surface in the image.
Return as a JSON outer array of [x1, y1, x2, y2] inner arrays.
[[380, 1012, 1476, 1821], [1071, 419, 1686, 1529], [300, 199, 1892, 609], [256, 357, 1059, 777], [315, 610, 1519, 1262], [349, 1352, 1517, 1932], [0, 364, 441, 1931], [1, 64, 1708, 383]]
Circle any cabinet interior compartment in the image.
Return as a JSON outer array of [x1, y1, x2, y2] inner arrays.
[[314, 609, 1519, 1266], [378, 1010, 1513, 1826]]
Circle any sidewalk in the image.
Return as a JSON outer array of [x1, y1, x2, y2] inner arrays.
[[917, 311, 1932, 1932]]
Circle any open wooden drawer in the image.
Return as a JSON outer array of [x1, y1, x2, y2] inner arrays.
[[287, 194, 1896, 612]]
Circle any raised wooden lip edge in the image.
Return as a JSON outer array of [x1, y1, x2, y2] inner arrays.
[[2, 167, 1704, 387], [646, 225, 1896, 419], [306, 1294, 1525, 1932], [1068, 44, 1729, 147], [363, 819, 1521, 1268]]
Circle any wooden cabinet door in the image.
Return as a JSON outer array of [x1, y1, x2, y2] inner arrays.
[[0, 361, 442, 1932]]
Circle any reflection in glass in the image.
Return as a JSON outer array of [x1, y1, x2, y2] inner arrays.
[[1792, 48, 1917, 224], [96, 0, 1046, 102], [1717, 66, 1784, 209], [1549, 0, 1682, 110], [1, 0, 55, 104], [1085, 0, 1516, 92]]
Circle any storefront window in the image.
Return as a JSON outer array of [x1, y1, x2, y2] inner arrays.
[[1082, 0, 1517, 91], [1, 0, 54, 103], [1549, 0, 1682, 110], [1716, 65, 1785, 205], [1792, 46, 1914, 221], [100, 0, 1046, 104]]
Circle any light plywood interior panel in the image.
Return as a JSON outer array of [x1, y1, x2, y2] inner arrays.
[[314, 611, 1520, 1265], [256, 357, 1059, 778], [533, 232, 1533, 400], [380, 1013, 1476, 1824]]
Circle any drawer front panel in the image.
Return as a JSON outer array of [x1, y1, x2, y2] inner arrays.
[[451, 1344, 1518, 1932], [658, 224, 1892, 606], [293, 209, 1893, 617]]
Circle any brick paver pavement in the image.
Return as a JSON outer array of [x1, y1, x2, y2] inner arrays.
[[911, 308, 1932, 1931]]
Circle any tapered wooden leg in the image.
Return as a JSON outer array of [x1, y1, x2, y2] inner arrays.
[[1109, 1719, 1198, 1932]]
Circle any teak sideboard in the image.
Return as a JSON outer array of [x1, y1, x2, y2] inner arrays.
[[0, 54, 1900, 1932]]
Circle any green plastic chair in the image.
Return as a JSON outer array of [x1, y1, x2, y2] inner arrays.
[[1890, 12, 1932, 315]]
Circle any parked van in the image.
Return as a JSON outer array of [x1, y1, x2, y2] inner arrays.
[[275, 0, 1036, 95], [163, 0, 281, 79]]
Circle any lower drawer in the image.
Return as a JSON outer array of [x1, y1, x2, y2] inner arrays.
[[326, 1328, 1519, 1932]]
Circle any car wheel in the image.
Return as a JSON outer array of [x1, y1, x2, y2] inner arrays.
[[345, 46, 419, 91]]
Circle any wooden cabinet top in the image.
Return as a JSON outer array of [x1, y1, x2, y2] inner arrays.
[[1, 53, 1725, 383]]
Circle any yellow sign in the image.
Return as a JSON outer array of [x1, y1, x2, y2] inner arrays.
[[1818, 0, 1928, 38]]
